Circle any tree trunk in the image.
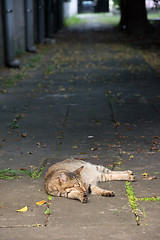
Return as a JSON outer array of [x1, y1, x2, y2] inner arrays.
[[119, 0, 152, 34]]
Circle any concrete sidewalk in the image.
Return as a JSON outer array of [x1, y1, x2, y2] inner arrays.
[[0, 26, 160, 240]]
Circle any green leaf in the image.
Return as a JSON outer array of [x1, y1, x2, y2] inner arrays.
[[45, 207, 51, 215]]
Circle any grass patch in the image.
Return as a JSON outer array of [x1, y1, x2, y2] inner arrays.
[[25, 54, 42, 68], [64, 15, 87, 27], [64, 13, 120, 27], [44, 64, 54, 75], [147, 10, 160, 19], [95, 13, 120, 25], [0, 166, 44, 180], [0, 73, 26, 90]]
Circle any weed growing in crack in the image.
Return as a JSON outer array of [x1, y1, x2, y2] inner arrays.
[[45, 207, 51, 215], [44, 195, 52, 226], [125, 181, 141, 225], [0, 166, 45, 180], [139, 196, 160, 202], [125, 182, 160, 225]]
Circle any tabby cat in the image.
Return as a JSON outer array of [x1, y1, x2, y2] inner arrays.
[[45, 158, 135, 203]]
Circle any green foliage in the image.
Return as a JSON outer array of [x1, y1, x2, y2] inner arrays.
[[112, 0, 120, 9], [0, 166, 44, 180], [0, 73, 26, 89], [0, 168, 31, 179], [64, 15, 86, 27], [125, 181, 138, 214], [25, 55, 42, 68], [47, 195, 53, 201], [30, 166, 45, 179], [45, 207, 51, 215], [139, 196, 160, 202]]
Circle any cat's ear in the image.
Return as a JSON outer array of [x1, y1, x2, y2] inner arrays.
[[74, 166, 84, 175], [59, 173, 68, 183]]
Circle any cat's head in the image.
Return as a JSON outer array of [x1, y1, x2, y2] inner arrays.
[[59, 166, 88, 203]]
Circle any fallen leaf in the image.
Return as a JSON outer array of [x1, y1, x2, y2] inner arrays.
[[151, 147, 158, 151], [17, 206, 28, 212], [115, 161, 122, 165], [72, 146, 78, 149], [153, 136, 160, 139], [137, 149, 142, 153], [142, 172, 149, 177], [56, 136, 63, 139], [59, 87, 66, 91], [21, 133, 27, 138], [36, 200, 46, 206], [114, 122, 120, 129], [1, 89, 7, 93]]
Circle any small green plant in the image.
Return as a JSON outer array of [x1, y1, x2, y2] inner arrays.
[[139, 196, 160, 202], [47, 195, 53, 201], [125, 182, 160, 225], [45, 207, 51, 215], [44, 64, 53, 75], [30, 166, 45, 179], [125, 182, 138, 212], [9, 113, 23, 129], [9, 122, 20, 129], [125, 181, 140, 225], [0, 73, 26, 90], [25, 55, 42, 68], [0, 166, 44, 180], [0, 168, 30, 179]]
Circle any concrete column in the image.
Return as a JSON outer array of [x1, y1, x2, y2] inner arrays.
[[3, 0, 20, 67], [45, 0, 54, 38], [25, 0, 36, 52], [37, 0, 45, 43]]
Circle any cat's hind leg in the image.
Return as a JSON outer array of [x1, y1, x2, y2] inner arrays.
[[100, 170, 135, 182], [90, 185, 115, 197]]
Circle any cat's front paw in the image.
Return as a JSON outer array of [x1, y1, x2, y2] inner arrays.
[[80, 193, 88, 203]]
